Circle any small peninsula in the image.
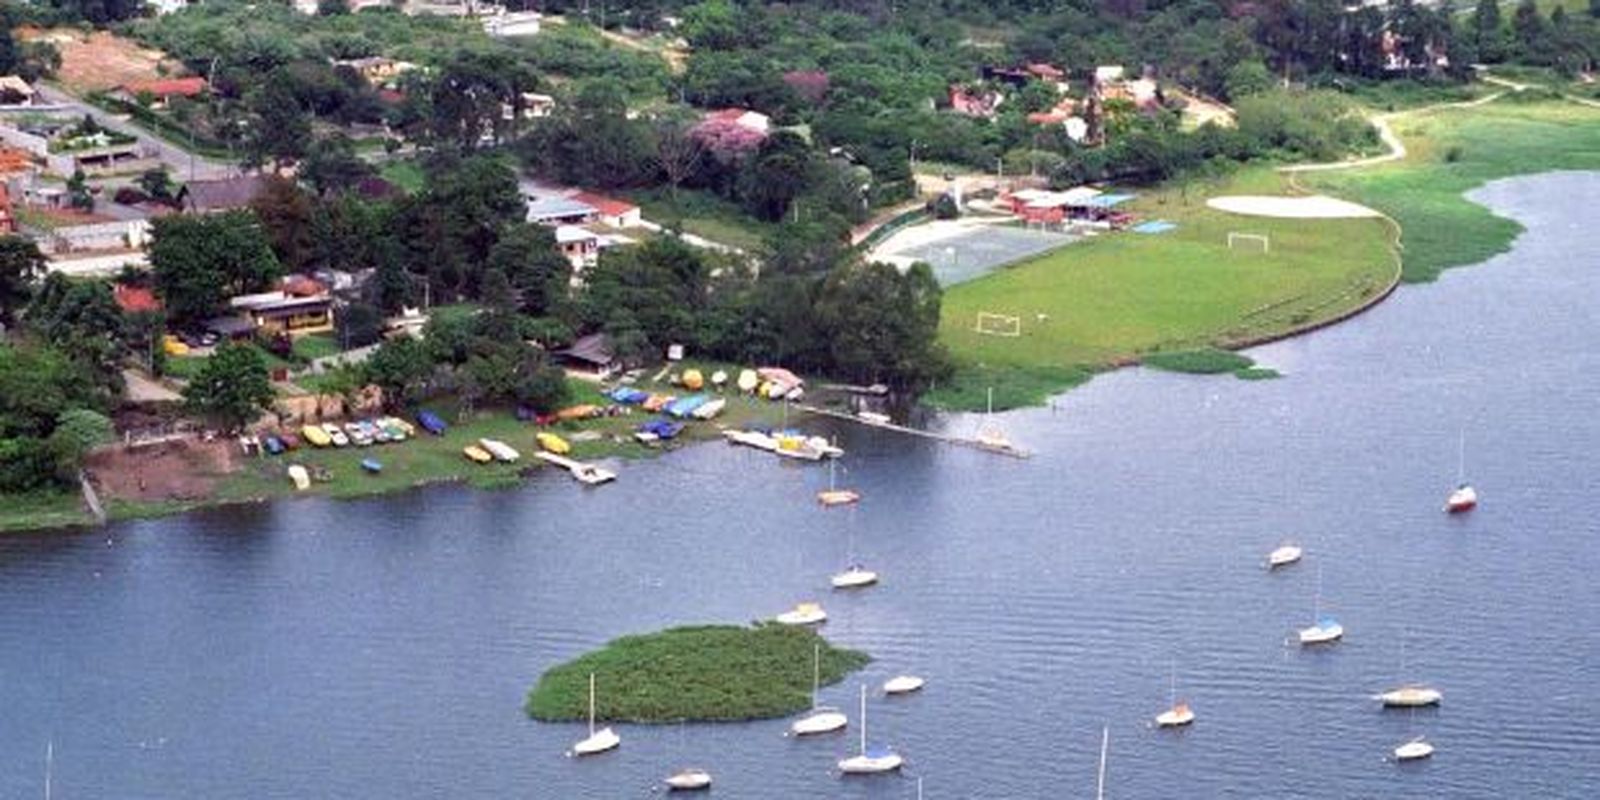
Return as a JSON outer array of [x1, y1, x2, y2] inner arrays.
[[525, 624, 870, 724]]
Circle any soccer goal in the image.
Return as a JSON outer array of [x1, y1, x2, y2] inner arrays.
[[1227, 232, 1271, 254], [974, 312, 1022, 337]]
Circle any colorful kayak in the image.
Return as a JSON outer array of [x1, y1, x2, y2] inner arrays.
[[536, 432, 571, 454]]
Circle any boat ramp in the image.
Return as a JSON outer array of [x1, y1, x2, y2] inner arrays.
[[533, 451, 618, 485]]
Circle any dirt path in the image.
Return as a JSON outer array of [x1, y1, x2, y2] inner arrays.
[[1281, 90, 1505, 174]]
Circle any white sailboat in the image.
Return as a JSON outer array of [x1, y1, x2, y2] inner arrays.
[[831, 523, 878, 589], [1445, 430, 1477, 513], [1378, 636, 1442, 707], [44, 740, 52, 800], [663, 721, 712, 791], [776, 602, 828, 625], [837, 684, 904, 774], [1394, 736, 1435, 761], [1267, 543, 1303, 569], [1096, 726, 1109, 800], [570, 673, 620, 756], [790, 643, 848, 736], [883, 675, 925, 695], [818, 459, 862, 507], [1297, 567, 1344, 645], [1154, 662, 1195, 727]]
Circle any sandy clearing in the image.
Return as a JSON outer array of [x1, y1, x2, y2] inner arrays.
[[1206, 195, 1382, 219]]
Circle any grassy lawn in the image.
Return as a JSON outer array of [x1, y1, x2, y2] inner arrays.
[[380, 160, 426, 194], [164, 344, 296, 381], [0, 490, 93, 534], [623, 187, 778, 252], [930, 168, 1397, 410], [291, 333, 342, 362], [525, 624, 870, 723], [1303, 97, 1600, 283]]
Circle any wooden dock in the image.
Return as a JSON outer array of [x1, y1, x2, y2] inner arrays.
[[532, 451, 618, 484], [793, 404, 1031, 459]]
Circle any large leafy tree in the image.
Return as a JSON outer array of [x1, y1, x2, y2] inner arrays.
[[0, 235, 47, 326], [429, 49, 536, 151], [364, 336, 433, 409], [301, 134, 374, 196], [814, 259, 948, 391], [244, 70, 313, 168], [485, 224, 572, 317], [250, 176, 315, 271], [183, 342, 275, 430], [150, 211, 283, 326], [391, 155, 523, 300]]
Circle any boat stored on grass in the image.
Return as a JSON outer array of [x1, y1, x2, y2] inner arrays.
[[321, 423, 350, 447], [665, 395, 710, 418], [416, 410, 448, 436], [556, 404, 600, 421], [286, 464, 311, 490], [463, 445, 493, 464], [536, 432, 571, 454], [692, 398, 726, 419], [360, 458, 383, 474], [479, 438, 521, 462], [635, 419, 685, 443]]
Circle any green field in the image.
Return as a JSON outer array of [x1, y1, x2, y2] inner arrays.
[[1303, 97, 1600, 283], [526, 624, 870, 723], [930, 169, 1398, 409], [624, 187, 778, 252], [0, 490, 94, 534]]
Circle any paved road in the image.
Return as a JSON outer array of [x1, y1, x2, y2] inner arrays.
[[35, 83, 238, 181]]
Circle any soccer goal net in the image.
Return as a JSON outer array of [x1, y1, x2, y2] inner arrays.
[[1227, 232, 1271, 254], [974, 312, 1022, 337]]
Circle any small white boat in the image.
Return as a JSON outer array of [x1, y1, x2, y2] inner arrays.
[[776, 602, 827, 625], [574, 464, 617, 485], [1393, 736, 1434, 761], [831, 565, 879, 589], [808, 436, 844, 458], [478, 438, 520, 463], [664, 768, 713, 791], [1299, 618, 1344, 645], [1154, 664, 1194, 727], [857, 411, 891, 425], [882, 675, 925, 695], [773, 435, 825, 461], [974, 388, 1019, 453], [286, 464, 311, 491], [1378, 685, 1442, 708], [791, 643, 848, 736], [571, 673, 620, 757], [837, 685, 903, 775], [723, 429, 778, 451], [1267, 544, 1303, 568], [691, 398, 726, 420], [817, 460, 861, 506]]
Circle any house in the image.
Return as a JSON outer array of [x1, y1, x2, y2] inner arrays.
[[569, 191, 641, 229], [521, 92, 555, 118], [703, 108, 770, 135], [229, 289, 335, 337], [523, 194, 598, 225], [332, 57, 416, 86], [113, 283, 163, 314], [0, 112, 152, 176], [553, 333, 618, 380], [115, 77, 208, 110], [483, 10, 542, 37], [556, 224, 599, 270], [178, 175, 265, 214], [949, 86, 1004, 118], [0, 76, 35, 106]]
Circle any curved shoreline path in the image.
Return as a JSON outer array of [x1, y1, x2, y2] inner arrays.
[[1278, 89, 1506, 176]]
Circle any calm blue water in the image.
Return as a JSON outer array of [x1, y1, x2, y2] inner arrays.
[[4, 172, 1600, 798]]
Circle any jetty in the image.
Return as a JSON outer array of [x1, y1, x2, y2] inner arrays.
[[533, 451, 618, 485], [794, 404, 1031, 459]]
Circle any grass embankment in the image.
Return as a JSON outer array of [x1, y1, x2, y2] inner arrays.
[[1303, 96, 1600, 283], [929, 168, 1396, 410], [0, 491, 95, 534], [526, 624, 870, 723], [624, 187, 778, 251]]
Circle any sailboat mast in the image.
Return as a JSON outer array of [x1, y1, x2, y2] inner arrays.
[[1168, 660, 1176, 708], [1096, 726, 1109, 800], [858, 684, 868, 756], [44, 740, 52, 800], [1457, 429, 1466, 483], [588, 673, 597, 736]]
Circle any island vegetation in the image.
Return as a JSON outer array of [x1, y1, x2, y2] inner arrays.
[[525, 624, 870, 723]]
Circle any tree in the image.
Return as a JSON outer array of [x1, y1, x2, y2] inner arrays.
[[814, 259, 948, 391], [429, 49, 535, 150], [26, 276, 125, 387], [653, 116, 705, 198], [184, 342, 275, 430], [1512, 0, 1552, 63], [137, 169, 175, 204], [66, 169, 94, 212], [150, 212, 283, 326], [1472, 0, 1508, 62], [244, 70, 313, 168], [46, 0, 145, 23], [364, 336, 433, 408], [1224, 61, 1275, 101], [485, 224, 572, 317], [739, 131, 816, 221], [336, 302, 386, 349], [250, 176, 315, 271], [317, 0, 351, 15], [0, 235, 47, 326], [46, 408, 112, 481], [301, 134, 374, 196]]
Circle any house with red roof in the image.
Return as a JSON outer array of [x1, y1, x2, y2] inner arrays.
[[570, 191, 641, 229], [114, 77, 208, 110], [113, 283, 162, 314]]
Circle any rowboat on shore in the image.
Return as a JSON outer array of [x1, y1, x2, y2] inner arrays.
[[463, 445, 493, 464], [536, 432, 571, 455]]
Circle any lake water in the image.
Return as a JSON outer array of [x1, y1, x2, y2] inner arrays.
[[4, 173, 1600, 798]]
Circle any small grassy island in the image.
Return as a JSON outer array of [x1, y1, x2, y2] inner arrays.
[[525, 624, 870, 724]]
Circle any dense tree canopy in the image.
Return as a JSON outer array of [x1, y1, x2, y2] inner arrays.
[[150, 211, 283, 326], [183, 341, 275, 430]]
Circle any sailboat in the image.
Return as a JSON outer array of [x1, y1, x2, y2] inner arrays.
[[883, 675, 925, 695], [1267, 542, 1303, 569], [1297, 567, 1344, 645], [1445, 430, 1477, 513], [44, 740, 52, 800], [837, 684, 904, 774], [831, 523, 878, 589], [663, 721, 712, 791], [974, 387, 1015, 453], [1096, 726, 1109, 800], [1393, 705, 1435, 761], [1154, 662, 1195, 727], [817, 459, 862, 507], [790, 643, 848, 736], [1377, 636, 1442, 708], [570, 673, 620, 756]]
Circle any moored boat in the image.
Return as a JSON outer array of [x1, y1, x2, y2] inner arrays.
[[776, 602, 827, 625], [571, 673, 620, 757], [1267, 544, 1303, 568], [1393, 736, 1434, 761], [1378, 685, 1442, 708], [882, 675, 925, 695], [831, 565, 878, 589], [664, 768, 712, 791], [836, 685, 903, 775]]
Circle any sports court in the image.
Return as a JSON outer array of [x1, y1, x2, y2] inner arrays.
[[872, 220, 1077, 286]]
